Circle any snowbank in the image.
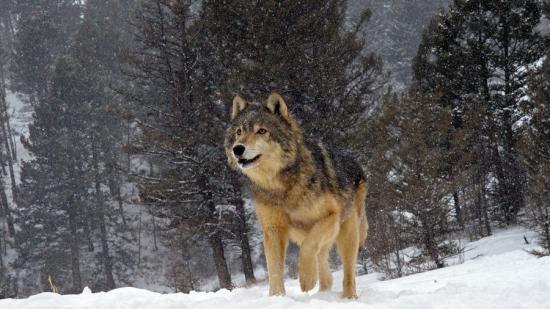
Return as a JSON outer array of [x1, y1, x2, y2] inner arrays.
[[2, 227, 550, 309]]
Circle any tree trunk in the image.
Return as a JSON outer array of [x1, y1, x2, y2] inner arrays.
[[234, 198, 256, 285], [481, 185, 492, 236], [202, 173, 233, 290], [178, 235, 194, 293], [67, 201, 82, 292], [0, 204, 4, 265], [137, 205, 142, 267], [544, 205, 550, 254], [0, 177, 14, 238], [97, 207, 116, 290], [152, 214, 158, 251], [0, 61, 17, 203], [91, 136, 116, 290], [83, 209, 94, 252], [116, 184, 127, 226], [453, 192, 464, 230], [422, 221, 444, 269], [0, 236, 3, 267], [208, 232, 232, 290], [393, 246, 403, 277], [0, 119, 16, 194], [108, 163, 127, 226], [0, 149, 6, 175], [493, 145, 524, 225], [0, 77, 17, 163]]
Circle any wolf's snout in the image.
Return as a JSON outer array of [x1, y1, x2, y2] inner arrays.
[[233, 145, 246, 156]]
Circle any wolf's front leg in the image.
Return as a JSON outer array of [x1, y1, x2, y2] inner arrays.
[[256, 203, 289, 296], [299, 210, 340, 292], [263, 226, 289, 295]]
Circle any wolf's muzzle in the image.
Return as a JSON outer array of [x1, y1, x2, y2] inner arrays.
[[233, 145, 246, 156], [238, 154, 261, 167]]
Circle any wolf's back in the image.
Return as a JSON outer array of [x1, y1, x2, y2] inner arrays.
[[311, 140, 368, 245], [331, 151, 366, 191]]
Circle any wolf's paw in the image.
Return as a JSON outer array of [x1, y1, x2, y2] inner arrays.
[[299, 255, 318, 292], [319, 276, 332, 292], [342, 289, 358, 299], [268, 289, 286, 296], [299, 272, 317, 292]]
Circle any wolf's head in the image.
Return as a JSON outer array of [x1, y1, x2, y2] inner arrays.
[[224, 93, 302, 184]]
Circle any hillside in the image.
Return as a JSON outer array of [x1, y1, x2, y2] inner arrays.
[[2, 227, 549, 309]]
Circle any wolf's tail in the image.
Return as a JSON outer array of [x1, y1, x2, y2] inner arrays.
[[354, 179, 368, 246]]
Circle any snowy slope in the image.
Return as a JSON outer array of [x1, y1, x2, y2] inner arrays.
[[2, 227, 549, 309]]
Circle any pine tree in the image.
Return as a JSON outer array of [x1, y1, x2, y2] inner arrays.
[[412, 0, 548, 226], [199, 0, 386, 147], [17, 57, 90, 294], [523, 50, 550, 256], [71, 0, 146, 290], [10, 0, 81, 104], [0, 24, 16, 241], [0, 0, 21, 297], [15, 0, 134, 292], [127, 0, 237, 290], [364, 93, 461, 276]]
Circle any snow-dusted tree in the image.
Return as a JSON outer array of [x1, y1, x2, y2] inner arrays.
[[363, 93, 462, 276], [0, 1, 20, 297], [69, 0, 133, 291], [127, 0, 243, 290], [0, 29, 16, 240], [413, 0, 548, 226], [362, 93, 408, 278], [16, 57, 90, 294], [199, 0, 386, 148], [523, 50, 550, 256], [10, 0, 81, 104], [15, 0, 135, 294]]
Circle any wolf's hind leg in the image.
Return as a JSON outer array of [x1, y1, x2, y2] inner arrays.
[[318, 243, 333, 292], [336, 214, 360, 299]]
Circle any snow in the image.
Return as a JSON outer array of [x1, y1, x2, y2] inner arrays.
[[2, 227, 549, 309]]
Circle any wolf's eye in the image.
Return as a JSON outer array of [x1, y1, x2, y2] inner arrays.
[[236, 128, 242, 136], [257, 128, 267, 135]]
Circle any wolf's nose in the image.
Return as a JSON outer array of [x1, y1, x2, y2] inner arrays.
[[233, 145, 245, 156]]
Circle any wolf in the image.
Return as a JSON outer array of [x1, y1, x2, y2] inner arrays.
[[224, 92, 368, 299]]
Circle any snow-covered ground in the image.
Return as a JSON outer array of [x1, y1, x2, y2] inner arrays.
[[2, 227, 549, 309]]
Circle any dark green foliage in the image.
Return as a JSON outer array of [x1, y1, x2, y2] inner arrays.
[[523, 50, 550, 256], [10, 1, 81, 103], [412, 0, 548, 226], [17, 56, 92, 293], [365, 0, 548, 277], [364, 93, 462, 277], [200, 0, 386, 146], [15, 0, 132, 294], [127, 0, 236, 290]]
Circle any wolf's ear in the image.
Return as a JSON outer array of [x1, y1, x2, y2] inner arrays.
[[266, 92, 289, 118], [231, 95, 248, 120]]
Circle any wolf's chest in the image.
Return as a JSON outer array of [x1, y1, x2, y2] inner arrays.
[[252, 183, 344, 229], [285, 192, 341, 227]]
